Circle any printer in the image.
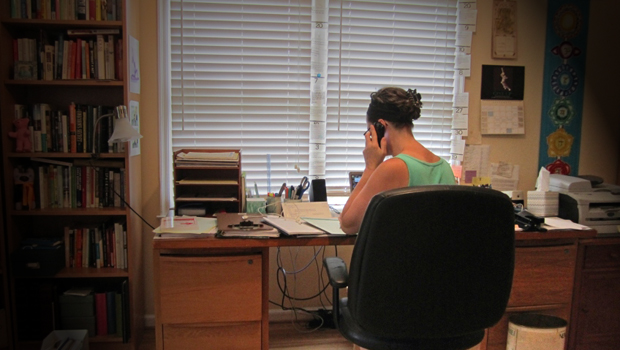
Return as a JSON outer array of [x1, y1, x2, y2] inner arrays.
[[549, 174, 620, 236]]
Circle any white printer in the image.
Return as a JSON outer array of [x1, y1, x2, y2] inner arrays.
[[549, 174, 620, 236]]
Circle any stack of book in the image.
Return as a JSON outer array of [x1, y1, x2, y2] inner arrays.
[[63, 221, 127, 269], [16, 103, 122, 154]]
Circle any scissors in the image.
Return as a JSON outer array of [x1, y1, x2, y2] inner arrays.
[[296, 176, 310, 199]]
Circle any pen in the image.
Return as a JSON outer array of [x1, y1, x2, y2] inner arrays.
[[278, 183, 287, 197], [254, 182, 259, 197]]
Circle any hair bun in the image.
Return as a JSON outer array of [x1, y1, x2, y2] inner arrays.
[[407, 88, 422, 109]]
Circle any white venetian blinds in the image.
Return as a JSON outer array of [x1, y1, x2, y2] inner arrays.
[[166, 0, 457, 196]]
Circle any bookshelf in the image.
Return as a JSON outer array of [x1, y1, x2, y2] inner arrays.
[[173, 149, 242, 216], [0, 140, 8, 350], [0, 0, 143, 349]]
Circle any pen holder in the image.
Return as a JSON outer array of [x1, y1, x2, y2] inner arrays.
[[266, 196, 282, 215]]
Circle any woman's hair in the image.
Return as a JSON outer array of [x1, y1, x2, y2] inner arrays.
[[366, 87, 423, 128]]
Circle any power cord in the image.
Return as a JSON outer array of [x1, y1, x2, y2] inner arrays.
[[269, 245, 339, 331], [88, 157, 156, 230]]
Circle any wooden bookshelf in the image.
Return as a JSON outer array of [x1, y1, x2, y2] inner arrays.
[[0, 0, 143, 348]]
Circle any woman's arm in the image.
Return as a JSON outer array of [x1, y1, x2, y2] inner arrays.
[[339, 159, 408, 234], [339, 124, 407, 234]]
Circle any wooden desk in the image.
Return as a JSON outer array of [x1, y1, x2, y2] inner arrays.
[[153, 235, 356, 350], [152, 230, 597, 350]]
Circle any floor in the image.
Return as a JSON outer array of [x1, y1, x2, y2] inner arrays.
[[139, 323, 353, 350]]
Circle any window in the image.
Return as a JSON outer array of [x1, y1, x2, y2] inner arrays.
[[159, 0, 457, 213]]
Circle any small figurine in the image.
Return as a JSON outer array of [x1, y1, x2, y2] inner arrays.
[[8, 117, 32, 152]]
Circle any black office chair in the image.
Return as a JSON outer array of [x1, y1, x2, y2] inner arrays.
[[324, 185, 515, 350]]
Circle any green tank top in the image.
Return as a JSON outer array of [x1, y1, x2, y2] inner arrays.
[[394, 154, 456, 186]]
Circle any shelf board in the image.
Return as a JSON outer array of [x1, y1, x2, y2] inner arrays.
[[1, 18, 122, 28], [4, 79, 123, 87], [15, 267, 128, 279], [8, 152, 125, 158], [10, 207, 128, 216]]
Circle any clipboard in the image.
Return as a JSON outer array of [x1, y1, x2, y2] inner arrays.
[[216, 213, 280, 237]]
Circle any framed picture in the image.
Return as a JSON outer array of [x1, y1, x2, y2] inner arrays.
[[492, 0, 518, 59], [481, 65, 525, 100]]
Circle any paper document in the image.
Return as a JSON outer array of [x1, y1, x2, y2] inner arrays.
[[154, 217, 218, 236], [262, 216, 325, 236], [281, 201, 332, 221], [301, 217, 346, 235], [542, 217, 591, 231]]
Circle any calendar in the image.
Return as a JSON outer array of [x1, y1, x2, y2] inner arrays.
[[480, 100, 524, 135]]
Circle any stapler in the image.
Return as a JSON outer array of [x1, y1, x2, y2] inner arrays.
[[515, 209, 546, 232]]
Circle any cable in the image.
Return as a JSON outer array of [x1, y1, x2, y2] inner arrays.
[[271, 245, 341, 331], [88, 157, 157, 230]]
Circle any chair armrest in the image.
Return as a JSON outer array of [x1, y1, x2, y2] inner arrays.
[[323, 257, 349, 289]]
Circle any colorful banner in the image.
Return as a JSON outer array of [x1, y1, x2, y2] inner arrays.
[[538, 0, 589, 175]]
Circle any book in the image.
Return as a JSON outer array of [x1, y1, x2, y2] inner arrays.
[[63, 286, 93, 297], [76, 104, 83, 152], [115, 293, 122, 335], [95, 292, 107, 335], [121, 280, 130, 342], [114, 222, 124, 269], [69, 103, 77, 152], [106, 291, 116, 334], [43, 44, 54, 80], [32, 104, 42, 152], [41, 103, 52, 151], [96, 35, 105, 79], [61, 114, 68, 152]]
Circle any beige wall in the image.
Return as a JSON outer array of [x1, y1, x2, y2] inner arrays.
[[137, 0, 620, 323]]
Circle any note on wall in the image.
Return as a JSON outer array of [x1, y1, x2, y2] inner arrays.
[[491, 162, 520, 190], [462, 144, 490, 184]]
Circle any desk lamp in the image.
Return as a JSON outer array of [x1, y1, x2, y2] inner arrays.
[[92, 105, 142, 155]]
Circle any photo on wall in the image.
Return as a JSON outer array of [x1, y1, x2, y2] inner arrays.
[[481, 65, 524, 100]]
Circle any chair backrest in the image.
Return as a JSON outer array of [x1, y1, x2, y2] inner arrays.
[[347, 185, 515, 340]]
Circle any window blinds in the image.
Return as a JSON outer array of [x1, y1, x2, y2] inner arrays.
[[165, 0, 457, 199]]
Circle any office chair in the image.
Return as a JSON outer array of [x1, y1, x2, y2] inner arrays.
[[324, 185, 515, 350]]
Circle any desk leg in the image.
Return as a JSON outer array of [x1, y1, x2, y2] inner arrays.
[[261, 247, 270, 350]]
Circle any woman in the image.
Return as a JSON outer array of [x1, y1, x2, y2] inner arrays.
[[339, 87, 456, 234]]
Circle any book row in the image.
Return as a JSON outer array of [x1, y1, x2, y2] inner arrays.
[[14, 33, 122, 81], [14, 103, 124, 154], [15, 281, 129, 341], [13, 160, 126, 210], [64, 221, 127, 269], [10, 0, 123, 21]]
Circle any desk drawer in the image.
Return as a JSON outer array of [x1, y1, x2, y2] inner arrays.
[[508, 245, 576, 307], [159, 254, 262, 324], [584, 244, 620, 269], [163, 322, 261, 350]]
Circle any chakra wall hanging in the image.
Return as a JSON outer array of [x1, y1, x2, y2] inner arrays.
[[538, 0, 589, 175]]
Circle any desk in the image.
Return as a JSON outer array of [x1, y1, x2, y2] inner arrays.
[[153, 235, 356, 350], [152, 230, 596, 350]]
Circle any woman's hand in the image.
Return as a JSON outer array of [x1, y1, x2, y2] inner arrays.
[[363, 124, 387, 170]]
